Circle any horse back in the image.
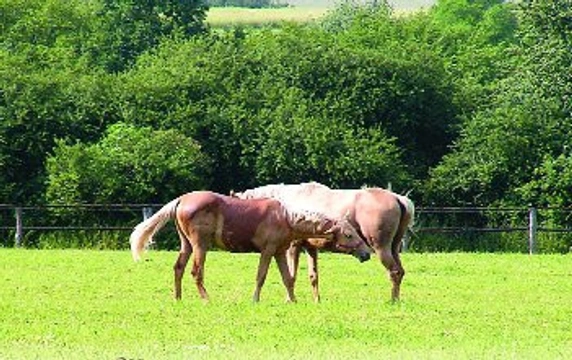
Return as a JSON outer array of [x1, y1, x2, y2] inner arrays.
[[177, 192, 290, 252]]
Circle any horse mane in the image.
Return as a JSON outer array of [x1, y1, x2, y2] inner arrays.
[[281, 205, 335, 234], [237, 182, 338, 233], [237, 184, 286, 200], [238, 181, 330, 200]]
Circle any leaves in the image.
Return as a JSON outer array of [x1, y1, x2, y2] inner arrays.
[[425, 0, 572, 209], [2, 0, 570, 212], [46, 124, 212, 204]]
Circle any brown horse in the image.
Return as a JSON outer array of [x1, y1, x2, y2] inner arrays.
[[129, 191, 371, 302], [236, 182, 415, 302]]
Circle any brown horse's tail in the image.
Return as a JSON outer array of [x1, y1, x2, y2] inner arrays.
[[129, 197, 180, 261]]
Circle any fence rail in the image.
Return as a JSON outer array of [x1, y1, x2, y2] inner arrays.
[[2, 204, 572, 253]]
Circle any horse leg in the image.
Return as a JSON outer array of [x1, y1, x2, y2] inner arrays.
[[389, 206, 410, 301], [190, 246, 209, 301], [374, 244, 403, 302], [305, 247, 320, 303], [173, 249, 191, 300], [275, 251, 296, 303], [253, 248, 274, 302], [173, 228, 192, 300], [390, 249, 405, 301], [390, 233, 406, 302], [286, 243, 302, 287]]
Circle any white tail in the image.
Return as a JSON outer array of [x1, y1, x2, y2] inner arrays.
[[396, 194, 415, 232], [129, 198, 180, 261]]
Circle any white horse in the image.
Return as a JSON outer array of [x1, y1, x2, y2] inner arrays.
[[235, 182, 415, 302]]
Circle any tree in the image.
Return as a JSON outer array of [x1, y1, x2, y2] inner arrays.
[[243, 88, 411, 189], [425, 0, 572, 206], [0, 49, 118, 204], [320, 4, 460, 179], [0, 0, 209, 204], [428, 0, 518, 116], [46, 123, 212, 204], [91, 0, 208, 72]]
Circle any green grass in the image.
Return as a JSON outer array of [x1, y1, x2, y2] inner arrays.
[[1, 249, 571, 359], [206, 7, 329, 27], [204, 2, 428, 27]]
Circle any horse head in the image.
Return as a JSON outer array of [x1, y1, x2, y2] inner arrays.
[[326, 212, 371, 263]]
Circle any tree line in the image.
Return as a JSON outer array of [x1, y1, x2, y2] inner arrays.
[[1, 0, 571, 220]]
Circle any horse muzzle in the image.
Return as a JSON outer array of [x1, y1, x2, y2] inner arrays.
[[353, 249, 371, 263], [335, 240, 371, 263]]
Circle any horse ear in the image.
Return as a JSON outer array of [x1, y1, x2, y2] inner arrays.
[[321, 218, 338, 234], [342, 210, 351, 223]]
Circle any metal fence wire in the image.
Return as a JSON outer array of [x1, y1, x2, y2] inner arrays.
[[2, 204, 572, 253]]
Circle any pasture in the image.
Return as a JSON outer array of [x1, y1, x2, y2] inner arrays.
[[205, 0, 436, 27], [205, 4, 423, 27], [206, 7, 330, 26], [1, 249, 571, 359]]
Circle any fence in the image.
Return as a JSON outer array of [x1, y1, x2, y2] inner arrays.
[[412, 206, 572, 253], [2, 204, 572, 253], [0, 204, 158, 248]]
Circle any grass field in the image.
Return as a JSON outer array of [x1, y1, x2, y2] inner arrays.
[[205, 0, 434, 27], [205, 6, 419, 27], [206, 7, 330, 26], [1, 249, 571, 359]]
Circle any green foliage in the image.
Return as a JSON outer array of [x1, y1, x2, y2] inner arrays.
[[320, 0, 393, 33], [425, 101, 553, 206], [410, 232, 525, 252], [46, 123, 211, 204], [0, 0, 208, 72], [249, 96, 408, 187], [92, 0, 208, 72], [0, 0, 97, 52], [518, 0, 572, 41], [233, 23, 449, 187], [424, 0, 571, 208], [0, 50, 118, 203], [0, 0, 208, 203], [116, 35, 251, 191], [118, 26, 416, 192], [428, 0, 518, 115], [412, 228, 571, 254], [517, 153, 572, 207], [320, 3, 462, 177]]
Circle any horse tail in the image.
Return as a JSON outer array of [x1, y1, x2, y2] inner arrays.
[[130, 197, 180, 261], [392, 193, 415, 252], [396, 194, 415, 232]]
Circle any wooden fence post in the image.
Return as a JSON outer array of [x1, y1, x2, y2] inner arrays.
[[142, 207, 153, 221], [15, 207, 22, 247], [528, 206, 537, 254]]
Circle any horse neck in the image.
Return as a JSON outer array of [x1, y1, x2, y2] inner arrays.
[[284, 208, 335, 238]]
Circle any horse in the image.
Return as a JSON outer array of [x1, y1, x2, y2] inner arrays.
[[235, 182, 415, 302], [129, 191, 371, 302]]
